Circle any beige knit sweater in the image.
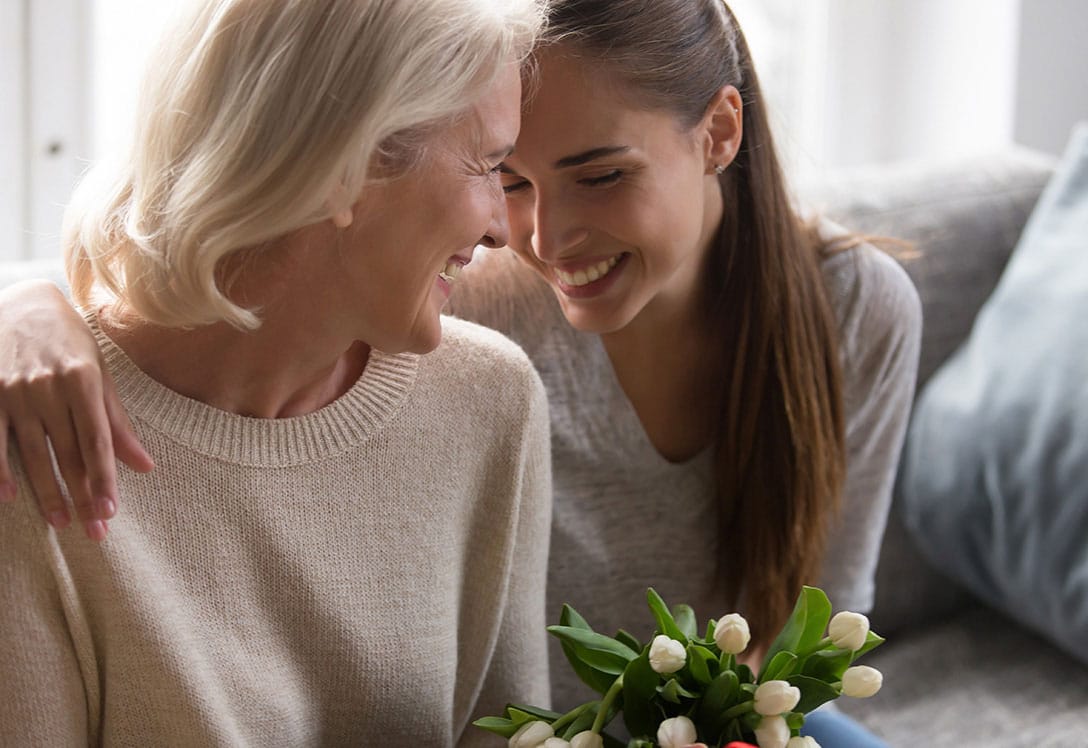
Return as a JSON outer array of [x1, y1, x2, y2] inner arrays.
[[0, 315, 552, 746]]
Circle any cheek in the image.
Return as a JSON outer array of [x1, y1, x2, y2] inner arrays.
[[504, 197, 535, 253]]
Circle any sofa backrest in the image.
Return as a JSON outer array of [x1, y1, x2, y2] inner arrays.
[[801, 147, 1057, 634]]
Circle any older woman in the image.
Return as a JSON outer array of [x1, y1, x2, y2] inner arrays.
[[0, 0, 550, 745]]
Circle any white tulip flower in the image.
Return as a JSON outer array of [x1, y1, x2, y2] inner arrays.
[[828, 611, 870, 652], [569, 732, 603, 748], [509, 720, 555, 748], [841, 665, 883, 698], [649, 634, 687, 674], [787, 736, 821, 747], [754, 714, 791, 748], [713, 613, 751, 654], [657, 715, 698, 748], [542, 739, 571, 748], [753, 680, 801, 716]]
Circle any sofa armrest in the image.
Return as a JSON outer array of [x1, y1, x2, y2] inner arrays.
[[800, 148, 1057, 635]]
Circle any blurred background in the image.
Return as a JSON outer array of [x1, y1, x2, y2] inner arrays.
[[2, 0, 1086, 262]]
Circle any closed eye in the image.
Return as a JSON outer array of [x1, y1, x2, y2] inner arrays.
[[579, 170, 623, 187], [502, 178, 531, 194]]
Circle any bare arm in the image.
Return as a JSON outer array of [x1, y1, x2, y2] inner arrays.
[[0, 279, 153, 539]]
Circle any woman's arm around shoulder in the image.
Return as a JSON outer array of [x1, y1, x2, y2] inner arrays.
[[0, 279, 153, 539]]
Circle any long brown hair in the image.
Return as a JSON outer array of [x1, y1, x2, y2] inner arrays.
[[543, 0, 846, 647]]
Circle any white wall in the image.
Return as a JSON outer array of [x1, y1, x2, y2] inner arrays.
[[819, 0, 1021, 172], [1015, 0, 1088, 156], [0, 0, 89, 262], [91, 0, 188, 158]]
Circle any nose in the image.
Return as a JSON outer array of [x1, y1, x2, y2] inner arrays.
[[530, 191, 589, 262], [478, 178, 510, 249]]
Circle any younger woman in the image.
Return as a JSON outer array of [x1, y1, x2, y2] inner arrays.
[[0, 1, 918, 744]]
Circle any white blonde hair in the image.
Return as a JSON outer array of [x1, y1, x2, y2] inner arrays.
[[65, 0, 544, 329]]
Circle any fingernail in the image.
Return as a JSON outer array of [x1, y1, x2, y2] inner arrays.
[[85, 520, 108, 541], [48, 510, 71, 529], [0, 483, 15, 503], [99, 497, 117, 519]]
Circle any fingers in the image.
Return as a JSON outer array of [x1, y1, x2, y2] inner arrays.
[[9, 418, 70, 530], [42, 406, 108, 539], [66, 370, 123, 517], [104, 373, 153, 473]]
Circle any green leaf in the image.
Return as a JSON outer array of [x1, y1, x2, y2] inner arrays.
[[786, 711, 806, 730], [549, 625, 639, 676], [760, 650, 799, 682], [855, 630, 885, 658], [614, 628, 642, 653], [559, 640, 617, 693], [696, 670, 741, 735], [736, 663, 754, 683], [704, 617, 717, 643], [687, 643, 716, 685], [788, 674, 841, 714], [673, 604, 697, 640], [556, 606, 617, 693], [658, 678, 698, 704], [798, 648, 852, 682], [759, 586, 831, 680], [471, 716, 517, 738], [559, 603, 595, 631], [646, 588, 687, 643], [621, 654, 661, 740], [507, 705, 562, 723]]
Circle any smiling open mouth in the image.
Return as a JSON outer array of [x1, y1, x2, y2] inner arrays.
[[438, 261, 463, 284], [554, 254, 623, 287]]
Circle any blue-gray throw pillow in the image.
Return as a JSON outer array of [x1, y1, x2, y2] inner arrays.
[[899, 123, 1088, 662]]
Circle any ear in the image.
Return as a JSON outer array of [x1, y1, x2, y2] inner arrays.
[[700, 85, 743, 175]]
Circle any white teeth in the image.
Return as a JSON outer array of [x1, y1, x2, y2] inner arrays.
[[439, 261, 462, 284], [555, 255, 621, 287]]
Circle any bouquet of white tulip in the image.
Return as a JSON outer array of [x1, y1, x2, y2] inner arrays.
[[475, 586, 884, 748]]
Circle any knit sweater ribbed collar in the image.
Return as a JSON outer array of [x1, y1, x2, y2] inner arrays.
[[88, 314, 419, 467]]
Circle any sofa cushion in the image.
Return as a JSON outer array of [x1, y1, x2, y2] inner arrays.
[[898, 123, 1088, 662], [805, 148, 1055, 635], [838, 603, 1088, 746]]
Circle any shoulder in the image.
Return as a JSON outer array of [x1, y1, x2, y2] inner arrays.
[[819, 225, 923, 366], [421, 316, 547, 420], [445, 248, 562, 350]]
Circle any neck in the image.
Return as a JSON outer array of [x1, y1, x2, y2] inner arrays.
[[101, 309, 370, 419]]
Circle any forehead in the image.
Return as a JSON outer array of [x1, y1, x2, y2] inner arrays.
[[458, 62, 523, 157], [514, 51, 686, 163]]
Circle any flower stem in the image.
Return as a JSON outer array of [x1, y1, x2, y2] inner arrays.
[[796, 636, 833, 659], [591, 675, 625, 734], [551, 701, 596, 734], [722, 700, 754, 720]]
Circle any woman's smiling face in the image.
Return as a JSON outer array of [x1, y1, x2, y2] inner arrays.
[[500, 50, 738, 334]]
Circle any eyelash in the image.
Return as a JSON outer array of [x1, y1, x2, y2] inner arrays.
[[502, 169, 624, 195], [579, 170, 623, 187]]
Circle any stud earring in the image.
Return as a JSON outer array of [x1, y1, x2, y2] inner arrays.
[[715, 164, 726, 176], [332, 208, 354, 229]]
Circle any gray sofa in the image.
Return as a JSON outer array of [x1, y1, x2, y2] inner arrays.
[[3, 150, 1086, 746], [805, 149, 1088, 746]]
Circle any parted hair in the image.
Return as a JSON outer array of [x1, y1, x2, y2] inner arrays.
[[544, 0, 846, 648], [64, 0, 544, 330]]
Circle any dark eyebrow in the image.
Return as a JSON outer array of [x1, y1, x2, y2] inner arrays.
[[554, 146, 630, 169]]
